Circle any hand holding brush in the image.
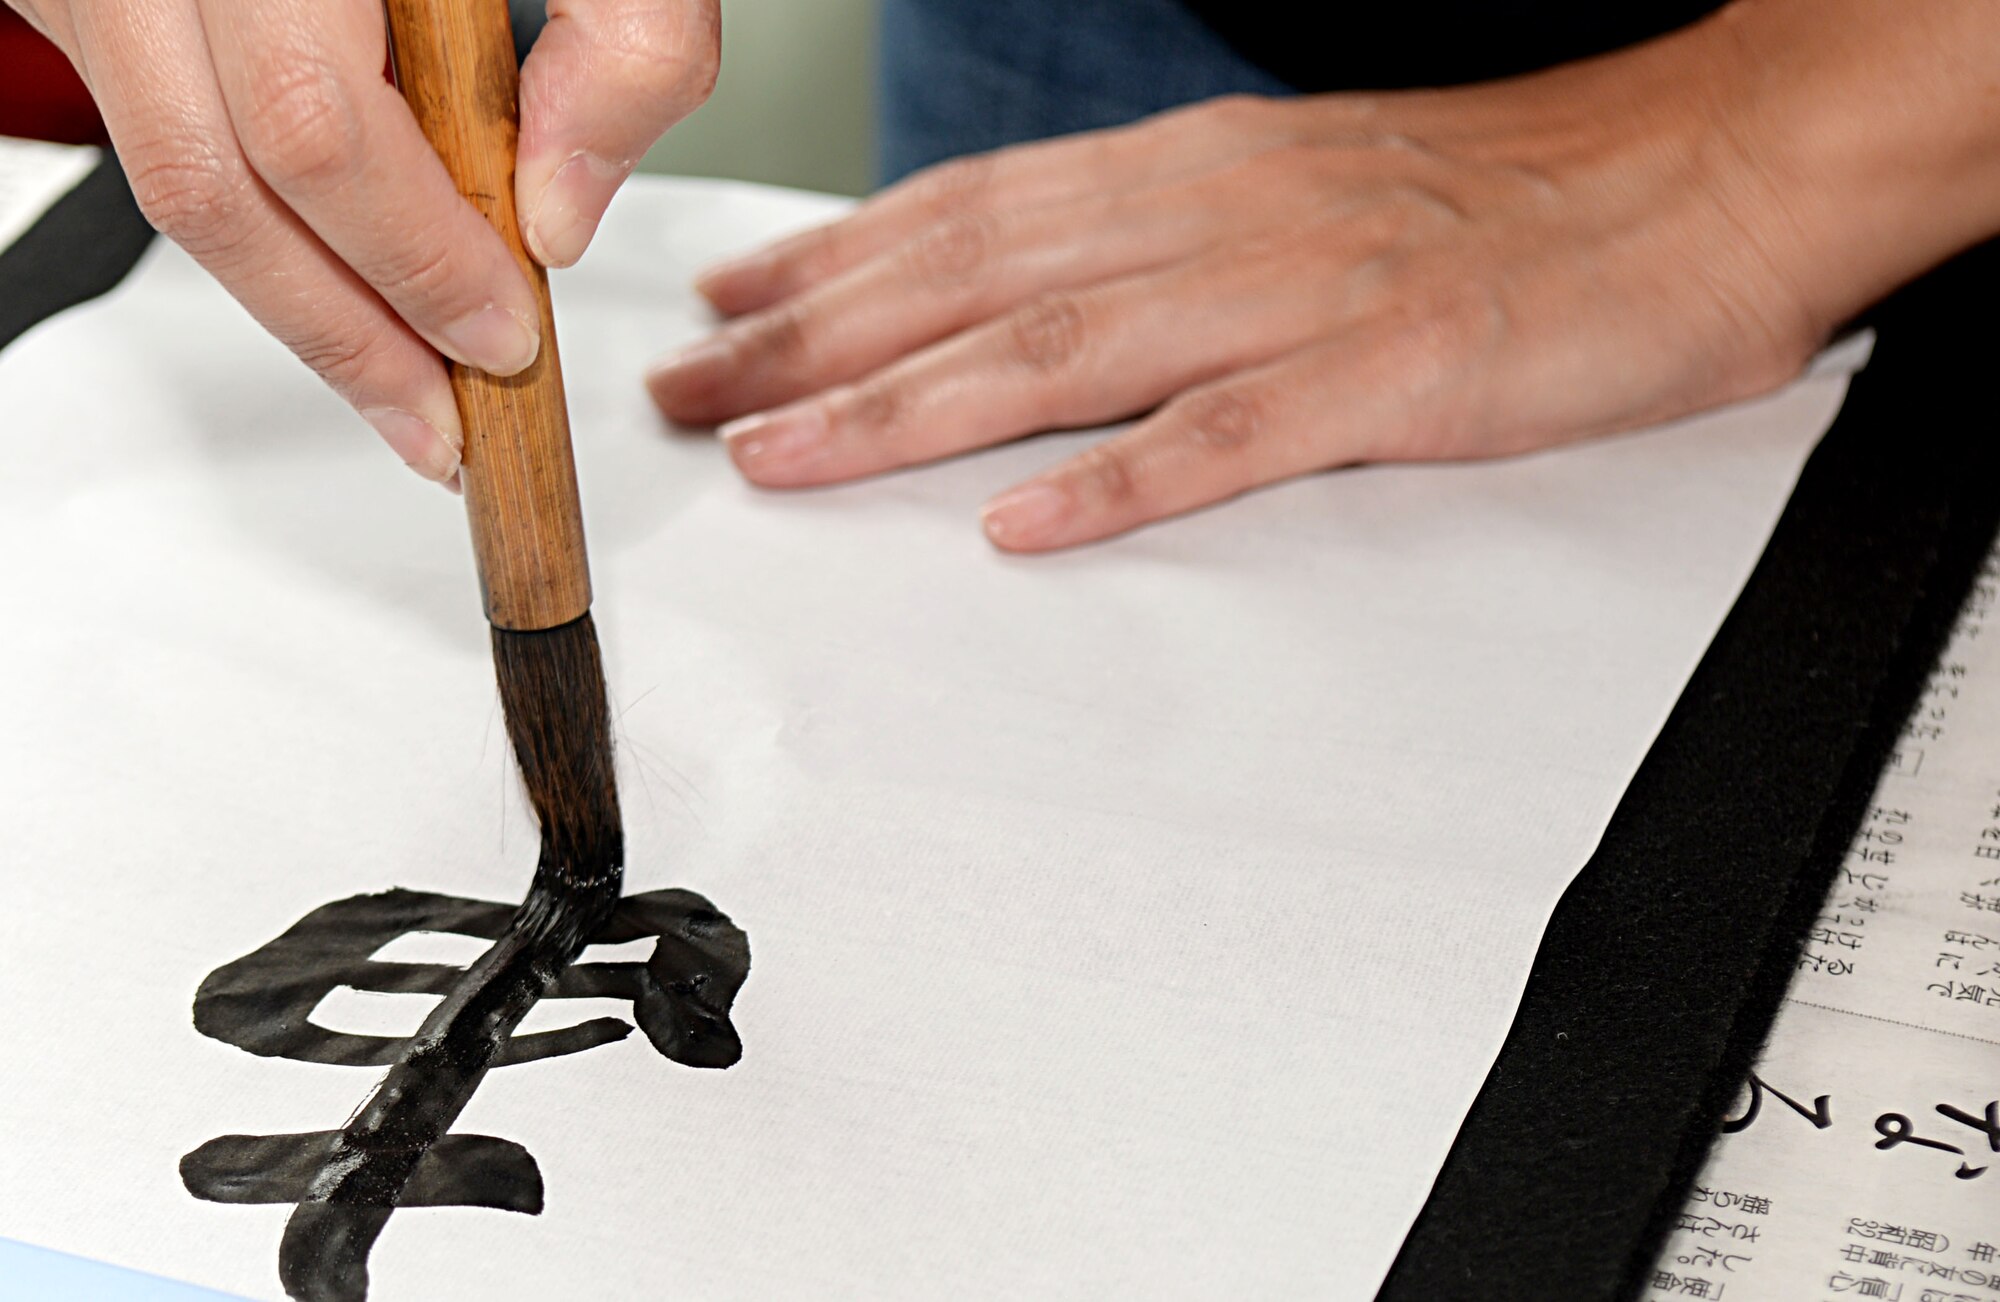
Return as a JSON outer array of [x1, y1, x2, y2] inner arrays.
[[4, 0, 715, 485]]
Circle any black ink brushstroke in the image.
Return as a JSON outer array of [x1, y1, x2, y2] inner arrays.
[[182, 886, 748, 1301], [612, 891, 750, 1068], [182, 1133, 544, 1213], [191, 889, 629, 1067], [274, 903, 588, 1302]]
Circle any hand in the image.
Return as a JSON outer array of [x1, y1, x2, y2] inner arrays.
[[8, 0, 718, 485], [647, 0, 1983, 552]]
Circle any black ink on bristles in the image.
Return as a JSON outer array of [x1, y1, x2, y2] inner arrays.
[[277, 612, 624, 1302], [491, 613, 625, 952]]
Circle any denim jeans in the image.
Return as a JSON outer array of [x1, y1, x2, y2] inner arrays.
[[877, 0, 1293, 184]]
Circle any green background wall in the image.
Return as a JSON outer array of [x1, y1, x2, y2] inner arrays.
[[637, 0, 879, 197]]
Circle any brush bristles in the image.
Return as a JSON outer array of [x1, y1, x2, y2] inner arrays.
[[491, 612, 623, 953]]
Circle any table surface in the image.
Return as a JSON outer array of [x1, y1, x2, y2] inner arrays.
[[6, 151, 1995, 1302]]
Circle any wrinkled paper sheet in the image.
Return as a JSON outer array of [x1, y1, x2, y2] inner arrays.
[[0, 175, 1867, 1300]]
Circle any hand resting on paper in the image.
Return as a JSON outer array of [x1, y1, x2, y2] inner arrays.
[[4, 0, 718, 486], [648, 0, 2000, 552]]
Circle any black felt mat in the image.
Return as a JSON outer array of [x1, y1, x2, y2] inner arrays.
[[1378, 241, 2000, 1301], [0, 151, 152, 353], [7, 154, 1995, 1302]]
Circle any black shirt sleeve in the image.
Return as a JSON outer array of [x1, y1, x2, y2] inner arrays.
[[1176, 0, 1727, 91]]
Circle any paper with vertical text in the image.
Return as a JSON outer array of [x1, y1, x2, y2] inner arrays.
[[1651, 545, 2000, 1302]]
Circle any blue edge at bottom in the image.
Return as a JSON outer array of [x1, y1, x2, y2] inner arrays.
[[0, 1236, 251, 1300]]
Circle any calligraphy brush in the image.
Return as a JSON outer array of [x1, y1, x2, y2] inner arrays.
[[271, 0, 623, 1295], [383, 0, 624, 951]]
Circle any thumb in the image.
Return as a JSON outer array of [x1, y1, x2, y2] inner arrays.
[[514, 0, 720, 268]]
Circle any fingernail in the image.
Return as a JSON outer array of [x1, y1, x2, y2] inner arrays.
[[442, 469, 463, 496], [440, 304, 539, 376], [363, 407, 461, 484], [719, 405, 828, 470], [525, 151, 623, 269], [645, 337, 734, 409], [982, 481, 1070, 547]]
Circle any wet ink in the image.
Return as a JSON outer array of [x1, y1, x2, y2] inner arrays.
[[182, 1132, 545, 1214], [181, 886, 749, 1301]]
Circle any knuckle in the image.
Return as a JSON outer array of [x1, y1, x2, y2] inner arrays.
[[1370, 288, 1503, 456], [786, 223, 845, 284], [1069, 443, 1138, 507], [1008, 294, 1089, 374], [372, 234, 458, 303], [734, 301, 812, 367], [288, 314, 394, 394], [235, 59, 361, 193], [1152, 93, 1297, 153], [908, 154, 994, 218], [899, 211, 995, 291], [1173, 388, 1268, 454], [126, 144, 244, 254], [1187, 93, 1276, 137], [1416, 287, 1503, 369], [842, 378, 904, 433], [686, 40, 721, 102]]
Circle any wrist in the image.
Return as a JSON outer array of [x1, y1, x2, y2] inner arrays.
[[1698, 0, 2000, 333]]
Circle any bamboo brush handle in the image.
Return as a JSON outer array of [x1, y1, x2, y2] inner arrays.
[[384, 0, 591, 632]]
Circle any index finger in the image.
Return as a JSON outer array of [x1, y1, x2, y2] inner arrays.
[[197, 0, 545, 376]]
